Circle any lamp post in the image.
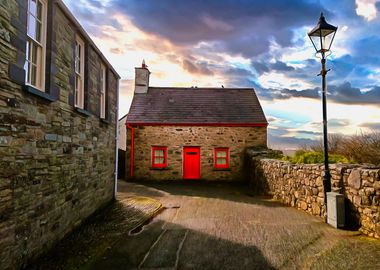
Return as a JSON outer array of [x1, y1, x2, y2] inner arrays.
[[308, 13, 338, 204]]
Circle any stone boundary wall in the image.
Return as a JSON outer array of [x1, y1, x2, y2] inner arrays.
[[247, 152, 380, 238]]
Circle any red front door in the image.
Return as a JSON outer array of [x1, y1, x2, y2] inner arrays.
[[183, 147, 200, 179]]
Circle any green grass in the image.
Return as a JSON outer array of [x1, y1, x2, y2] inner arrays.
[[310, 237, 380, 270]]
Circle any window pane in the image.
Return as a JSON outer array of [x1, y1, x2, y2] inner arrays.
[[31, 43, 38, 64], [37, 1, 42, 20], [216, 151, 227, 158], [28, 62, 32, 83], [76, 76, 81, 91], [30, 65, 37, 85], [156, 157, 164, 164], [26, 39, 30, 58], [75, 42, 79, 73], [36, 21, 41, 42], [27, 14, 37, 40], [24, 60, 29, 82], [75, 59, 79, 73], [216, 158, 226, 165], [154, 149, 164, 157], [29, 0, 37, 16], [25, 41, 30, 79], [27, 41, 32, 61]]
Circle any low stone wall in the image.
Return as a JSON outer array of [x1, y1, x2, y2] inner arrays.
[[247, 152, 380, 238]]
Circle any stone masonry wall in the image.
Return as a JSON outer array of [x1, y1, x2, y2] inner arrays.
[[127, 125, 267, 181], [247, 155, 380, 239], [0, 1, 118, 269]]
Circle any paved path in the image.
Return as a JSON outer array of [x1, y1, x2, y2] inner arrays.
[[92, 181, 380, 270]]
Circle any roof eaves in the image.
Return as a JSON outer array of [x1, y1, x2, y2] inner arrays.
[[125, 121, 268, 127]]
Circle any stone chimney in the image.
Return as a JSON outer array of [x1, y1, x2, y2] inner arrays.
[[134, 60, 150, 93]]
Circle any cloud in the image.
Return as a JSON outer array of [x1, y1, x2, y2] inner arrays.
[[355, 0, 379, 21], [223, 67, 253, 77], [252, 60, 295, 75], [255, 85, 320, 101], [328, 82, 380, 105], [268, 133, 317, 150], [328, 118, 351, 127], [360, 122, 380, 131], [110, 48, 125, 54], [252, 62, 270, 75], [255, 81, 380, 106], [182, 59, 214, 75], [111, 0, 328, 57]]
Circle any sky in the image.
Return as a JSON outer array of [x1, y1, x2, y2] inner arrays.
[[63, 0, 380, 150]]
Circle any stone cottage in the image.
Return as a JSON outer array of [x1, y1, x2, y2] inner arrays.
[[0, 0, 119, 268], [126, 63, 267, 181]]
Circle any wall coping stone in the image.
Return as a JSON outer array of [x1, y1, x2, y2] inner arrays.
[[257, 158, 379, 169]]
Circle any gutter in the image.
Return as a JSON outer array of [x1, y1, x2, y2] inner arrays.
[[127, 124, 135, 178], [114, 80, 119, 199]]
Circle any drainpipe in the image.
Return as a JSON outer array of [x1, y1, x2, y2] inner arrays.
[[127, 124, 135, 178], [114, 79, 120, 199]]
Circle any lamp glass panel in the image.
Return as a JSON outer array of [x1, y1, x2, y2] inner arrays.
[[310, 35, 321, 52], [321, 31, 335, 51]]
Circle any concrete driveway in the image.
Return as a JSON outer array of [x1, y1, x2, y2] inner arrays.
[[92, 181, 380, 270]]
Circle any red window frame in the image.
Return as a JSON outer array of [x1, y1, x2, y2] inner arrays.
[[152, 146, 167, 168], [214, 148, 229, 169]]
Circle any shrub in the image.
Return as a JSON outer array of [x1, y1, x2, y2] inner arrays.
[[339, 131, 380, 165], [308, 131, 380, 165], [282, 150, 350, 164]]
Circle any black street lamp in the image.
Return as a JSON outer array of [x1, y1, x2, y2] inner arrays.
[[308, 13, 338, 204]]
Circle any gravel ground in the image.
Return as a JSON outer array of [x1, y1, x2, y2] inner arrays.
[[27, 180, 380, 270]]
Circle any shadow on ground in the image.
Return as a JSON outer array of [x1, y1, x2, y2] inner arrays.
[[91, 219, 276, 270], [27, 198, 161, 270]]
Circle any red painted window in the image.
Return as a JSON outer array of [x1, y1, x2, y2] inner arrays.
[[214, 148, 229, 169], [152, 146, 167, 168]]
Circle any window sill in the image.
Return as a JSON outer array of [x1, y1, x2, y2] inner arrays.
[[75, 107, 92, 117], [150, 167, 170, 171], [213, 168, 231, 171], [23, 85, 56, 102], [100, 118, 110, 124]]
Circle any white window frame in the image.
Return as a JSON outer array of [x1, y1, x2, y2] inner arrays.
[[74, 35, 85, 109], [24, 0, 47, 92], [100, 63, 106, 119]]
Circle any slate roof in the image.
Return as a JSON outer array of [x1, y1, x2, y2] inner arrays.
[[127, 87, 267, 125]]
